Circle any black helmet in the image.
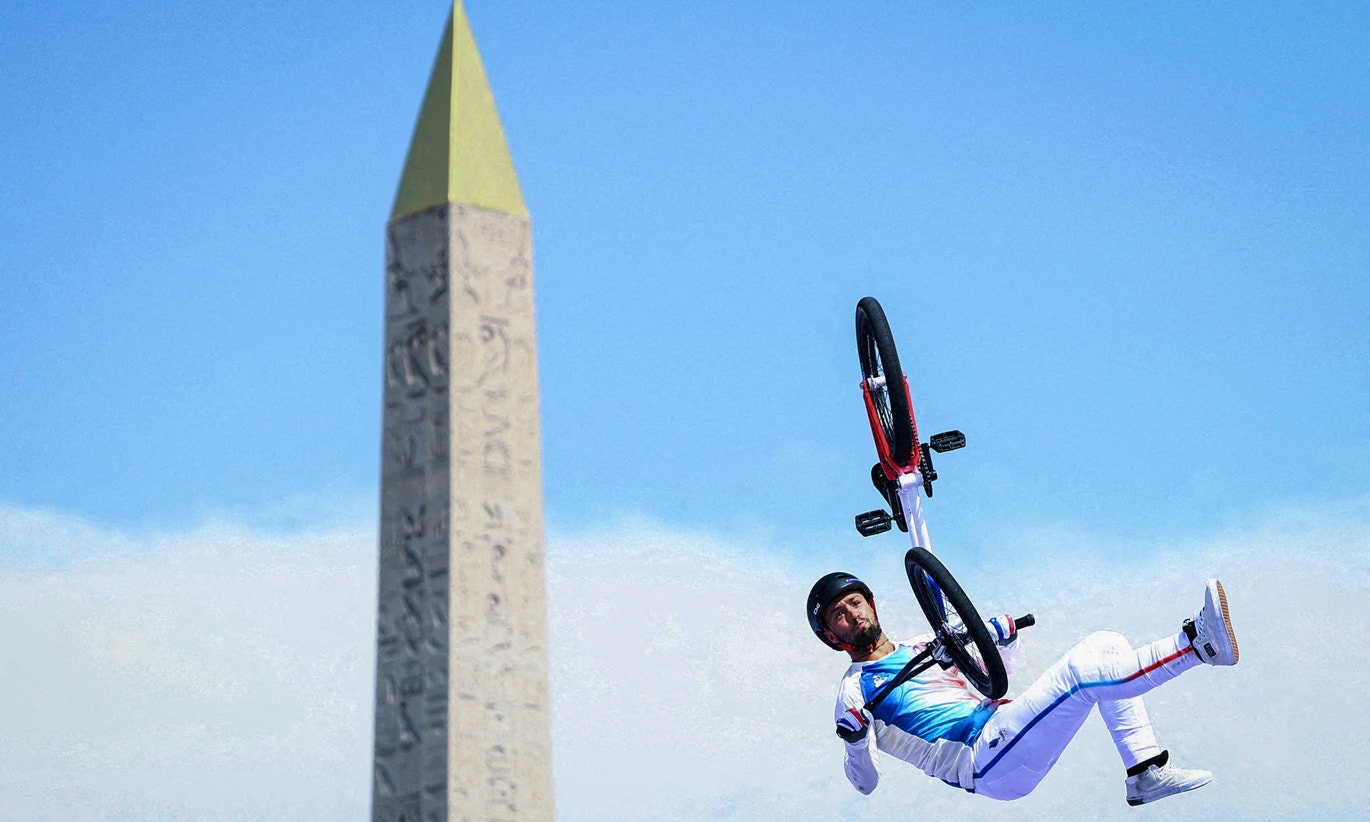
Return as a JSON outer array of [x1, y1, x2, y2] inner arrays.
[[808, 572, 875, 650]]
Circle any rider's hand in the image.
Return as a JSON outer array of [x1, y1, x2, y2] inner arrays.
[[835, 707, 873, 744], [988, 614, 1017, 646]]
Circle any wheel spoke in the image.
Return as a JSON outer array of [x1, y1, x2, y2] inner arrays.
[[857, 297, 914, 467]]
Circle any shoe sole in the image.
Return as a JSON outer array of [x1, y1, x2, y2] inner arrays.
[[1126, 774, 1214, 805], [1200, 580, 1243, 665], [1204, 579, 1239, 665], [1128, 772, 1216, 805]]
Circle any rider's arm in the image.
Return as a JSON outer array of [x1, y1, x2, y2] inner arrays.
[[835, 674, 880, 794], [986, 615, 1025, 675], [999, 637, 1025, 675]]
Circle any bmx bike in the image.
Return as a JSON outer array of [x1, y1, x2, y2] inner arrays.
[[850, 296, 1032, 710]]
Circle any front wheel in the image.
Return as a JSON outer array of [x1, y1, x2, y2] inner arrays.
[[904, 546, 1008, 699]]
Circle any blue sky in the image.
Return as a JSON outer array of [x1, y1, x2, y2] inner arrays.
[[2, 2, 1368, 548], [2, 2, 1369, 818]]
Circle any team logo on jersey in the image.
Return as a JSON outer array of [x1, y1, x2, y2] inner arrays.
[[873, 674, 888, 688]]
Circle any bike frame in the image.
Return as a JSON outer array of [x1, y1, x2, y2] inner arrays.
[[861, 372, 945, 613], [860, 372, 918, 483], [895, 473, 932, 552], [861, 372, 933, 552]]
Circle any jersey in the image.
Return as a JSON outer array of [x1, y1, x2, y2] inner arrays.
[[835, 635, 1022, 794]]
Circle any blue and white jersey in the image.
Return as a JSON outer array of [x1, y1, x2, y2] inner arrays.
[[836, 635, 1021, 794]]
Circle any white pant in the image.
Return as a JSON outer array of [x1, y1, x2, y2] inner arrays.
[[970, 630, 1199, 800]]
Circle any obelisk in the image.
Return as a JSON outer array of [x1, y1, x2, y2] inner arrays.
[[372, 3, 553, 820]]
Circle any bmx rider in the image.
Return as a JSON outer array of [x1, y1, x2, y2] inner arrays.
[[808, 573, 1239, 805]]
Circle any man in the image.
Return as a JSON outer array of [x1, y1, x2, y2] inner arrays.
[[808, 572, 1238, 805]]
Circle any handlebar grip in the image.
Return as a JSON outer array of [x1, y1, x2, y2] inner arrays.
[[1015, 613, 1035, 629]]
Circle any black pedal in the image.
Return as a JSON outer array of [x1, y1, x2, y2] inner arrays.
[[929, 430, 966, 453], [855, 510, 893, 536]]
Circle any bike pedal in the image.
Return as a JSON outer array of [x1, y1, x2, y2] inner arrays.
[[929, 430, 966, 453], [855, 510, 893, 536]]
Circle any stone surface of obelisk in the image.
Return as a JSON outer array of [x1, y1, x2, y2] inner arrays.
[[372, 3, 553, 820]]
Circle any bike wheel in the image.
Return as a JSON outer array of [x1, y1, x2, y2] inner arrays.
[[856, 296, 915, 469], [904, 546, 1008, 699]]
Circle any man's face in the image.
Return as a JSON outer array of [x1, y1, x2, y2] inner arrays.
[[823, 590, 881, 648]]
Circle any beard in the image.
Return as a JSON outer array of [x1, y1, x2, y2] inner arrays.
[[846, 619, 882, 649]]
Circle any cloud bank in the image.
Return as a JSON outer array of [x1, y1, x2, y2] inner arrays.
[[1, 500, 1366, 820]]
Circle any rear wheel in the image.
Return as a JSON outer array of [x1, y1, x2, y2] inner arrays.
[[904, 546, 1008, 699], [856, 296, 915, 469]]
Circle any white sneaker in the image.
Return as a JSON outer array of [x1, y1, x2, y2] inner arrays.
[[1125, 762, 1213, 806], [1187, 579, 1239, 666]]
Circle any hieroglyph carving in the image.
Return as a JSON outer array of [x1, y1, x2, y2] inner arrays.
[[374, 204, 551, 822]]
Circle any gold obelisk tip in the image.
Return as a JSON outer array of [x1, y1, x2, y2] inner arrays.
[[391, 0, 528, 220]]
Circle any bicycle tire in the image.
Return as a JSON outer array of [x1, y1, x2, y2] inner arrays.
[[856, 296, 916, 468], [904, 546, 1008, 700]]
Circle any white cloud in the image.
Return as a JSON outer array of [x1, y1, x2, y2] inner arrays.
[[0, 508, 377, 820], [1, 500, 1366, 820]]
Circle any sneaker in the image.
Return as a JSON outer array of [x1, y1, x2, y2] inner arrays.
[[1125, 762, 1213, 806], [1186, 578, 1239, 666]]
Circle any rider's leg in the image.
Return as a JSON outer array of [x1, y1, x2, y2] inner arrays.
[[969, 630, 1199, 800], [1098, 696, 1162, 772]]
